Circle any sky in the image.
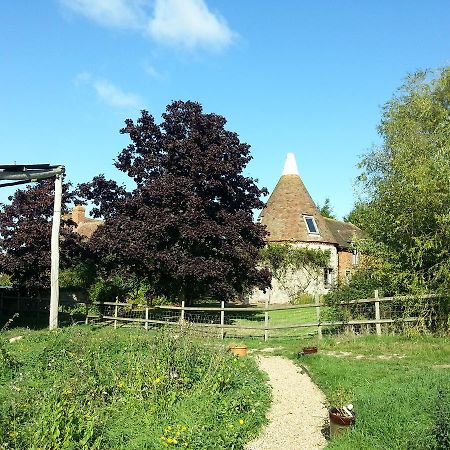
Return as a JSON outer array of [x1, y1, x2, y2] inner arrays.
[[1, 0, 450, 219]]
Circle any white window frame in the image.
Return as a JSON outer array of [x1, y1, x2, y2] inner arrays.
[[324, 267, 333, 288], [352, 249, 359, 266], [303, 215, 319, 235]]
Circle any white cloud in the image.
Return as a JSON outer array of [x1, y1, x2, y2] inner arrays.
[[93, 80, 142, 108], [148, 0, 234, 50], [61, 0, 235, 51], [75, 72, 143, 109], [144, 63, 164, 79], [60, 0, 146, 29]]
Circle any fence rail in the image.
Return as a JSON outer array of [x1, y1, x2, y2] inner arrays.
[[1, 290, 446, 340]]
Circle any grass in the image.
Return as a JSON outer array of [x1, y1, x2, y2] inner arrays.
[[0, 325, 270, 449], [241, 333, 450, 450], [2, 311, 448, 449]]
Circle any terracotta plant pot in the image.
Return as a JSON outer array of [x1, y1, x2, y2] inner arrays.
[[328, 407, 355, 438], [229, 345, 248, 357], [302, 346, 318, 354]]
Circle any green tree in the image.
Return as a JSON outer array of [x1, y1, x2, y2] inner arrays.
[[318, 197, 336, 219], [343, 201, 368, 227], [355, 67, 450, 294]]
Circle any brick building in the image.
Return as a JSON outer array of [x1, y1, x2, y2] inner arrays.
[[253, 153, 361, 303]]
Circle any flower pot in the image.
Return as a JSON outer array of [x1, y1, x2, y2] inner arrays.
[[329, 407, 355, 438], [302, 346, 318, 354], [229, 345, 248, 357]]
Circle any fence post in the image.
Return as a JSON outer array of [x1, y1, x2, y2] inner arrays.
[[220, 301, 225, 339], [145, 305, 149, 331], [264, 296, 269, 342], [374, 289, 381, 336], [114, 297, 118, 329], [85, 302, 89, 325], [315, 293, 322, 339]]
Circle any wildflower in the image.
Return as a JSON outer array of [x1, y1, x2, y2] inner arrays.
[[154, 377, 161, 384], [9, 431, 18, 439], [239, 419, 245, 425], [117, 382, 125, 389]]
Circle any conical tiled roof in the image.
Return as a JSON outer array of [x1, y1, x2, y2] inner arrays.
[[259, 153, 337, 244]]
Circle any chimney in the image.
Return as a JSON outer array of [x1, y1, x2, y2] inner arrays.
[[72, 204, 86, 224]]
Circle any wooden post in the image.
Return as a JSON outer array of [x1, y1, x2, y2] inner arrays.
[[315, 293, 322, 339], [220, 301, 225, 339], [374, 289, 381, 336], [49, 174, 62, 330], [114, 298, 118, 329], [85, 302, 89, 325], [181, 300, 185, 322], [264, 296, 269, 342], [145, 305, 149, 331]]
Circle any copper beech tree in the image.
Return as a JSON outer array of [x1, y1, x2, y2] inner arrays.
[[79, 101, 271, 305], [0, 180, 84, 294]]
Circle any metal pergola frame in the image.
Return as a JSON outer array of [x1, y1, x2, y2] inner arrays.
[[0, 163, 65, 330]]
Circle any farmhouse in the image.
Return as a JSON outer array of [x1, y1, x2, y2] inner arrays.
[[67, 204, 102, 239], [253, 153, 361, 304]]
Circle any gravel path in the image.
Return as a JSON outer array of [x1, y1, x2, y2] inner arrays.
[[245, 356, 328, 450]]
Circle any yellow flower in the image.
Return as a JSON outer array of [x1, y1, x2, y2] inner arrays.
[[155, 378, 161, 384], [239, 419, 245, 425]]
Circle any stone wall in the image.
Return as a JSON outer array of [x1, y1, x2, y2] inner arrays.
[[250, 242, 338, 304]]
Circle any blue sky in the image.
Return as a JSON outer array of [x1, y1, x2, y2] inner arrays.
[[1, 0, 450, 219]]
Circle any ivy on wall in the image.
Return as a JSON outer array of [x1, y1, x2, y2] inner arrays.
[[260, 243, 330, 289]]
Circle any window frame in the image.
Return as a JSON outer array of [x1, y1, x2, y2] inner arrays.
[[303, 215, 319, 235]]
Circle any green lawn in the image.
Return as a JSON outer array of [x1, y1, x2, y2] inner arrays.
[[243, 334, 450, 450], [2, 318, 448, 449]]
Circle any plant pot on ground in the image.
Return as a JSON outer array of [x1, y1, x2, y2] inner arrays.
[[228, 343, 248, 357]]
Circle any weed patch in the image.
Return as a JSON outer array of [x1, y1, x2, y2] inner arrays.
[[0, 326, 270, 449]]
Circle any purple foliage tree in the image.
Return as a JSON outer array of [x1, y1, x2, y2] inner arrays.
[[0, 179, 85, 294], [79, 100, 271, 305]]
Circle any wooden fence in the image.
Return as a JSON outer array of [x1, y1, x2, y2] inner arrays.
[[0, 290, 445, 340], [81, 291, 443, 340]]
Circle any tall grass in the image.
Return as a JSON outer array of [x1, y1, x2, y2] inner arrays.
[[0, 326, 270, 449]]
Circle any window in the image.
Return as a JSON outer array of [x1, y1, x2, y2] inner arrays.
[[303, 215, 319, 234], [345, 269, 352, 283], [324, 268, 333, 288], [352, 249, 359, 266]]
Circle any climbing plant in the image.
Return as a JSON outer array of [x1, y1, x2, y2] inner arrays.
[[261, 244, 330, 299]]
